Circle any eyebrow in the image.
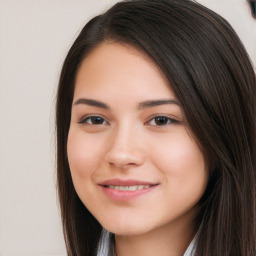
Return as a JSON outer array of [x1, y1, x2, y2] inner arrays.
[[73, 98, 180, 110], [74, 98, 110, 109], [138, 99, 180, 109]]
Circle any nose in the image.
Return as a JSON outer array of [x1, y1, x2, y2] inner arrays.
[[104, 126, 146, 169]]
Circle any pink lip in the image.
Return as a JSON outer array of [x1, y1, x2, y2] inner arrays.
[[100, 178, 156, 186], [99, 179, 159, 202]]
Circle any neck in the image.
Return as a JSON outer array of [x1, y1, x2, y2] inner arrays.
[[114, 210, 197, 256]]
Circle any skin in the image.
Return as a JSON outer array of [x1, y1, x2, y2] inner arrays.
[[67, 42, 208, 256]]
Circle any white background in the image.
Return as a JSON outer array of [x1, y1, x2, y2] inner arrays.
[[0, 0, 255, 255]]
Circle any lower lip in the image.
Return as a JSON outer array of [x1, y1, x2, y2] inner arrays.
[[100, 185, 158, 201]]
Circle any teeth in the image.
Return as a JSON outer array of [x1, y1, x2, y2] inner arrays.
[[108, 185, 150, 191]]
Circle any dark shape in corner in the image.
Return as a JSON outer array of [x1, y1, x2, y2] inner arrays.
[[248, 0, 256, 18]]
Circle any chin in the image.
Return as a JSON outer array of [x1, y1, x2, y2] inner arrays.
[[100, 220, 154, 236]]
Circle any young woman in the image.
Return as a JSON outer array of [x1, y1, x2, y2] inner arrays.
[[56, 0, 256, 255]]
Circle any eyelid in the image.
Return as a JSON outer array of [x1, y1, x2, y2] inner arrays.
[[78, 114, 109, 125], [145, 114, 180, 126], [77, 113, 181, 126]]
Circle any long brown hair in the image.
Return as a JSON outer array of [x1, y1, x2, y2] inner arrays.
[[56, 0, 256, 255]]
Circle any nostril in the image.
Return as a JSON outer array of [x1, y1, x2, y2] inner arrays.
[[109, 161, 137, 169], [105, 151, 145, 169]]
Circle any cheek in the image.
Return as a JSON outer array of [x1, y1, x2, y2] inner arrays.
[[67, 129, 103, 179], [151, 131, 208, 191]]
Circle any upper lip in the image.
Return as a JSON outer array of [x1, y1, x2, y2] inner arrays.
[[99, 178, 158, 186]]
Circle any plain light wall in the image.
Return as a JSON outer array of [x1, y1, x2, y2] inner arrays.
[[0, 1, 255, 256], [0, 1, 119, 255]]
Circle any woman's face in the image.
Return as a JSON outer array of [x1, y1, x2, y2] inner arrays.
[[67, 42, 208, 236]]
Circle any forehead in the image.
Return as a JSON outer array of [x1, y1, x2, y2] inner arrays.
[[74, 42, 173, 100]]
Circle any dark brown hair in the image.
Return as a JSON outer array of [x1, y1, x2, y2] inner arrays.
[[248, 0, 256, 18], [56, 0, 256, 255]]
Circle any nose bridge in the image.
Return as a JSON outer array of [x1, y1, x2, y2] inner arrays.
[[105, 121, 145, 168]]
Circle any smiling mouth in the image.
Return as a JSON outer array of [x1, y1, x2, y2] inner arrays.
[[103, 185, 151, 191], [99, 179, 159, 201], [100, 182, 158, 201]]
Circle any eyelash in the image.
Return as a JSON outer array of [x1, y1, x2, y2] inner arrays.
[[78, 115, 179, 127], [78, 115, 109, 125], [145, 115, 180, 126]]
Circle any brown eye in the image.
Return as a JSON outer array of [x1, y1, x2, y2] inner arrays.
[[154, 116, 169, 125], [79, 116, 108, 125], [147, 116, 178, 126]]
